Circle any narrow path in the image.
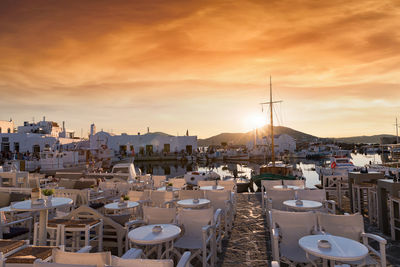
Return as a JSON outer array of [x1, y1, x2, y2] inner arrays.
[[218, 193, 271, 267]]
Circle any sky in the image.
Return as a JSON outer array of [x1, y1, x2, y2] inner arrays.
[[0, 0, 399, 139]]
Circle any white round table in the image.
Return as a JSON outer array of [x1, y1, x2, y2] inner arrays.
[[283, 200, 323, 211], [200, 186, 224, 191], [104, 201, 139, 211], [11, 197, 73, 246], [128, 224, 181, 259], [157, 187, 181, 192], [177, 199, 210, 209], [299, 234, 368, 266], [273, 185, 301, 190]]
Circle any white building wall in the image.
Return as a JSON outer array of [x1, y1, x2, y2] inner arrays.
[[90, 132, 197, 154], [0, 133, 80, 153], [0, 120, 14, 133]]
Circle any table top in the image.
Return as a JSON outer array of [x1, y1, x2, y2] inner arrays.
[[273, 185, 301, 190], [283, 200, 323, 210], [128, 224, 181, 245], [299, 234, 368, 261], [200, 185, 224, 191], [104, 201, 139, 210], [156, 186, 181, 192], [11, 197, 73, 211], [177, 198, 210, 208]]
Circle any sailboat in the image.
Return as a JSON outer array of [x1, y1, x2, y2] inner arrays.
[[251, 77, 304, 189]]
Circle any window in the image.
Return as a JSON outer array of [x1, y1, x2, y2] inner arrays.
[[164, 144, 170, 153], [0, 127, 2, 133], [186, 145, 193, 155], [14, 142, 19, 153], [146, 145, 153, 155]]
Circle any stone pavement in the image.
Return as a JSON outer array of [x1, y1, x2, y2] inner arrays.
[[218, 193, 271, 267]]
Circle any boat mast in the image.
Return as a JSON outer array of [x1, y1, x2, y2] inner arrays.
[[260, 76, 282, 166], [270, 76, 275, 166]]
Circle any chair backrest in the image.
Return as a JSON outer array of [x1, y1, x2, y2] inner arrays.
[[205, 190, 231, 211], [115, 183, 130, 195], [99, 181, 116, 190], [111, 256, 173, 267], [271, 209, 317, 251], [149, 191, 174, 207], [317, 213, 364, 241], [143, 206, 176, 224], [218, 180, 236, 192], [261, 180, 282, 191], [177, 208, 214, 240], [178, 190, 204, 200], [127, 190, 150, 202], [152, 176, 167, 188], [53, 189, 79, 205], [266, 189, 295, 210], [282, 179, 305, 188], [167, 178, 186, 189], [52, 249, 111, 267], [297, 189, 326, 202], [198, 180, 217, 187]]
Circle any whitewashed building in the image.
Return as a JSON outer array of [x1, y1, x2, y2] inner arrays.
[[249, 133, 296, 154], [89, 125, 197, 156], [0, 119, 14, 133], [0, 118, 79, 154]]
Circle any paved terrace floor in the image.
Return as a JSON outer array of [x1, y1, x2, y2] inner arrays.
[[217, 192, 400, 267]]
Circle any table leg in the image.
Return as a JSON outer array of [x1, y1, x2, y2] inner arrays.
[[38, 210, 49, 246]]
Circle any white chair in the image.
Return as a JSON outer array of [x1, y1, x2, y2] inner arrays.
[[178, 190, 204, 200], [149, 191, 175, 208], [175, 208, 218, 267], [271, 209, 318, 266], [51, 248, 112, 267], [204, 190, 233, 236], [62, 206, 131, 256], [59, 219, 103, 252], [218, 180, 237, 215], [115, 183, 131, 196], [198, 181, 217, 187], [265, 189, 295, 228], [296, 189, 336, 213], [0, 212, 32, 240], [317, 213, 387, 266], [142, 206, 176, 224], [152, 176, 167, 189], [261, 180, 282, 212], [127, 190, 151, 218], [282, 179, 305, 188], [167, 178, 187, 189]]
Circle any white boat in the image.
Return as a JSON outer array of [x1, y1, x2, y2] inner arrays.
[[316, 156, 360, 176], [184, 170, 220, 185]]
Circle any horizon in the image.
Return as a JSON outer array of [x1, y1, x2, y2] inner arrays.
[[1, 0, 399, 139]]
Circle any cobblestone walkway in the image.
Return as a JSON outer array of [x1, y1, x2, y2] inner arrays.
[[218, 193, 271, 267]]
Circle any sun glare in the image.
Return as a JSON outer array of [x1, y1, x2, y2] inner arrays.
[[244, 113, 266, 130]]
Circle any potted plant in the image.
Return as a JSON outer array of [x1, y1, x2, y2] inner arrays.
[[118, 195, 129, 206], [42, 189, 54, 203], [166, 182, 173, 191]]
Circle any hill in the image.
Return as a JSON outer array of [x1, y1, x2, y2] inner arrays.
[[332, 134, 397, 144], [198, 125, 318, 146]]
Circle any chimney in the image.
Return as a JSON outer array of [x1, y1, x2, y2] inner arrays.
[[147, 127, 150, 134], [43, 116, 45, 122], [62, 121, 65, 132]]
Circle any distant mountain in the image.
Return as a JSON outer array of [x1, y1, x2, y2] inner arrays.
[[332, 134, 397, 144], [198, 125, 318, 146]]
